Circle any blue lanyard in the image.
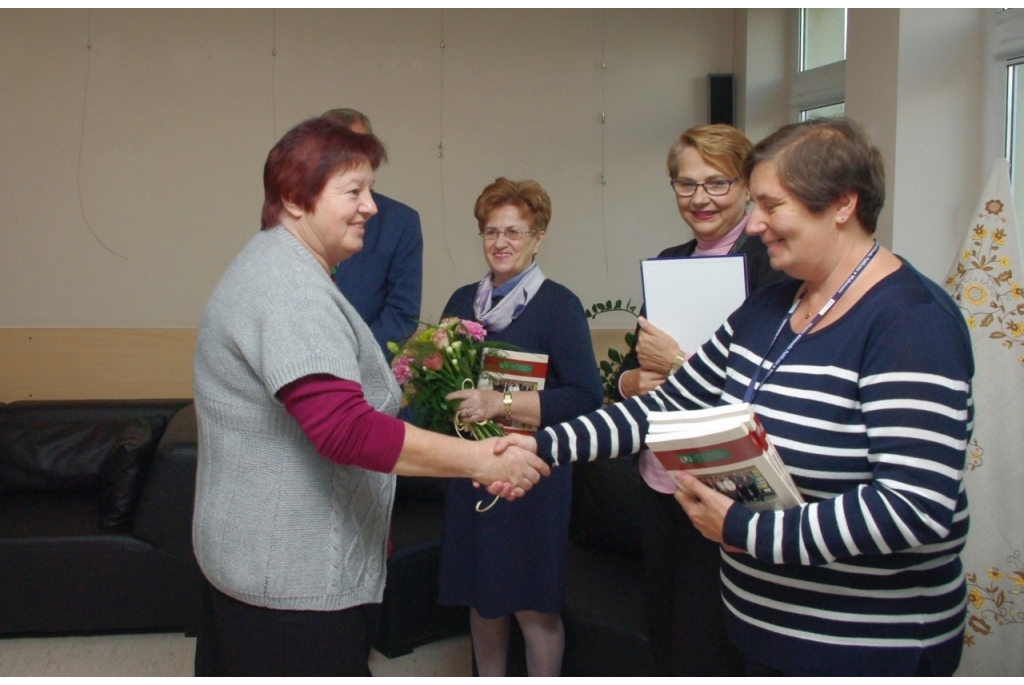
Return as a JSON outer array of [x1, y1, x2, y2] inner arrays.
[[743, 241, 879, 403]]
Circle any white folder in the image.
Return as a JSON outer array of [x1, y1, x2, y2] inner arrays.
[[640, 254, 748, 355]]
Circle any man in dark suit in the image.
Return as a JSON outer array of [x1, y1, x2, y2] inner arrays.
[[324, 108, 423, 359]]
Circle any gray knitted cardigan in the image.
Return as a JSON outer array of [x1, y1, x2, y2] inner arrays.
[[192, 227, 401, 611]]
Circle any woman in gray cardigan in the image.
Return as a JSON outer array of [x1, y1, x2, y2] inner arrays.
[[192, 117, 547, 676]]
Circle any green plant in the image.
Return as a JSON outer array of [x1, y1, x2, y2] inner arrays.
[[585, 299, 639, 403]]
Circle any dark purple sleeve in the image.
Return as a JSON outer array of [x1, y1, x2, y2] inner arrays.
[[277, 374, 405, 473]]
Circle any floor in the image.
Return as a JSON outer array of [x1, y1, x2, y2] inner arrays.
[[0, 632, 472, 677]]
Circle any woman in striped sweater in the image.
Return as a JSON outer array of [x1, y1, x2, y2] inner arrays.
[[502, 118, 973, 676]]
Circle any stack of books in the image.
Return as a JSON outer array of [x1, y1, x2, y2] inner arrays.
[[645, 403, 803, 512]]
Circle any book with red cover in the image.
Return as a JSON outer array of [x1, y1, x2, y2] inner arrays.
[[646, 403, 803, 512], [476, 348, 548, 436]]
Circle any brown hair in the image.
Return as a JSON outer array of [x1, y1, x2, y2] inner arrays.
[[667, 124, 752, 180], [322, 107, 373, 134], [743, 118, 885, 233], [474, 178, 552, 233]]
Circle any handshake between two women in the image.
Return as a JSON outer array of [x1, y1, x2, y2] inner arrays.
[[476, 433, 543, 501]]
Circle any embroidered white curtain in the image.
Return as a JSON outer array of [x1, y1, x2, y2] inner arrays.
[[944, 158, 1024, 676]]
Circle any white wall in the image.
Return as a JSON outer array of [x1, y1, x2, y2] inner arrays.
[[892, 9, 988, 282], [847, 9, 988, 282], [845, 9, 900, 251], [736, 8, 792, 143], [0, 9, 736, 329], [0, 9, 999, 330]]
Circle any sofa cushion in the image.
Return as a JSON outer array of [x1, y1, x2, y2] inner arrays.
[[394, 475, 447, 503], [99, 419, 156, 528], [0, 417, 127, 494], [569, 457, 644, 557], [0, 491, 141, 541]]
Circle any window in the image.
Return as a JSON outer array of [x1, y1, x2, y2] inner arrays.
[[800, 8, 847, 72], [801, 102, 845, 121], [1006, 63, 1024, 217], [995, 9, 1024, 216], [792, 9, 847, 120]]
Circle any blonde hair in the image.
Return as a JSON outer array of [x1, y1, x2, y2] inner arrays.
[[666, 124, 752, 180]]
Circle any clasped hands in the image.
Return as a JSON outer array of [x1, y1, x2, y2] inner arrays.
[[477, 433, 544, 502]]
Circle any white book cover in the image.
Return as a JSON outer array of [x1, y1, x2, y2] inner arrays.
[[640, 254, 748, 354]]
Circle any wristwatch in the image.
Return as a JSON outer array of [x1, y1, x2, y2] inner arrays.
[[503, 390, 513, 420], [668, 353, 686, 374]]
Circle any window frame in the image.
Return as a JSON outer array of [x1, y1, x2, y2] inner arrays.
[[993, 9, 1024, 184], [791, 8, 847, 121]]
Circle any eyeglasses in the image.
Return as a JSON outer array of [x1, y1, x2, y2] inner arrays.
[[670, 178, 739, 197], [480, 227, 536, 242]]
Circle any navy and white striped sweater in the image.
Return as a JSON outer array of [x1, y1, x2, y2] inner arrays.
[[536, 263, 973, 675]]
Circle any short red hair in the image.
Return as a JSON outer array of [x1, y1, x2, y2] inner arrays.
[[261, 117, 387, 229], [473, 177, 552, 233]]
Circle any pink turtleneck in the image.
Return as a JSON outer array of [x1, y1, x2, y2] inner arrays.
[[693, 212, 749, 255]]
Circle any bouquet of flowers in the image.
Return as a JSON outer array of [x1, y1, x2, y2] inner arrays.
[[388, 317, 506, 440]]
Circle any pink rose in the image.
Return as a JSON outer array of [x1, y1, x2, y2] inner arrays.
[[432, 328, 449, 349], [458, 320, 486, 342], [423, 353, 443, 371], [392, 355, 412, 384]]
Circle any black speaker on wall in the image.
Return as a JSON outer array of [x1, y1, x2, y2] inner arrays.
[[708, 73, 734, 126]]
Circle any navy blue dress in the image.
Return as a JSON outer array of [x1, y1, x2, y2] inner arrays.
[[437, 279, 604, 618]]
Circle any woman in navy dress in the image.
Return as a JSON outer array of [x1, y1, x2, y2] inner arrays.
[[438, 177, 603, 676]]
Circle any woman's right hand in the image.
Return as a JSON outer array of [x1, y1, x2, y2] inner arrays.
[[619, 367, 669, 398], [672, 471, 743, 553]]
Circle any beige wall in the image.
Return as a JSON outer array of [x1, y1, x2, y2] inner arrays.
[[0, 9, 997, 401], [0, 9, 736, 331], [2, 9, 735, 400]]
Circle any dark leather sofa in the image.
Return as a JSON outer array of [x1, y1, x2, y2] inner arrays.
[[0, 398, 655, 674], [0, 399, 201, 635], [0, 397, 470, 653]]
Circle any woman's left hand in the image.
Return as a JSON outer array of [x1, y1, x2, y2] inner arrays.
[[447, 388, 502, 424], [636, 317, 683, 375], [673, 471, 744, 553]]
